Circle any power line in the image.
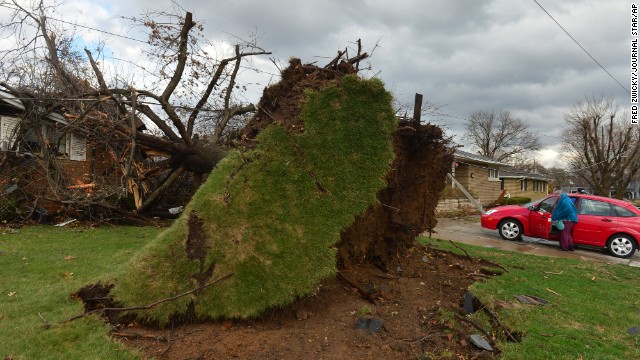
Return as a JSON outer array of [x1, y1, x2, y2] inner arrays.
[[1, 95, 233, 113], [46, 16, 148, 44], [531, 0, 630, 95]]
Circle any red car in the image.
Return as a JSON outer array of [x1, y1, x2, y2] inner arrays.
[[481, 193, 640, 258]]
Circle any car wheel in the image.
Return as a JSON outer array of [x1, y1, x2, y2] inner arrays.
[[498, 219, 523, 241], [607, 234, 638, 259]]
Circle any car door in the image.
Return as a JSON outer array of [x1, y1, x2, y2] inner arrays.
[[573, 198, 616, 246], [528, 196, 558, 239]]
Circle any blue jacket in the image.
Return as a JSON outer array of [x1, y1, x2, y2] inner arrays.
[[551, 194, 578, 222]]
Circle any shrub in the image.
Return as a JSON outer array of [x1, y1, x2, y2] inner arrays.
[[500, 196, 531, 205], [0, 198, 19, 222]]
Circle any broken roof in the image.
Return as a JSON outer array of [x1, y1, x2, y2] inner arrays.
[[0, 89, 69, 125]]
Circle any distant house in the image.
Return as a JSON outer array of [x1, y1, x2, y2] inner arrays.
[[499, 166, 550, 200], [451, 149, 506, 205], [624, 180, 640, 200]]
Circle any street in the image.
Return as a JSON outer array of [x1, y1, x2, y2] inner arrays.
[[431, 216, 640, 267]]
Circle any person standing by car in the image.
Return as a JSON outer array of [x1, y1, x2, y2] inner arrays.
[[551, 193, 579, 251]]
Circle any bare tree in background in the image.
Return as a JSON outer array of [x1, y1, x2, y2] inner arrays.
[[0, 0, 270, 218], [562, 96, 640, 199], [464, 110, 540, 162]]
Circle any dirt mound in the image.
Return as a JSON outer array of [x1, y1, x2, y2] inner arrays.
[[116, 245, 501, 359], [239, 58, 356, 140], [339, 121, 453, 268]]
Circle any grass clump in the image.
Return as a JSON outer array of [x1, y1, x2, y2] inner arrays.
[[113, 75, 397, 324]]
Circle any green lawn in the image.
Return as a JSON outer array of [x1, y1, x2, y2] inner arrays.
[[422, 237, 640, 360], [0, 225, 162, 360]]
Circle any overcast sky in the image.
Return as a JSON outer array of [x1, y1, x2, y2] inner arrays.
[[3, 0, 633, 167]]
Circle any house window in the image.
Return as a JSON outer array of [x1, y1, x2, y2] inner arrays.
[[520, 179, 527, 191], [0, 116, 19, 151], [500, 179, 504, 190], [0, 117, 84, 161], [533, 180, 538, 192], [488, 168, 498, 179], [69, 132, 86, 161]]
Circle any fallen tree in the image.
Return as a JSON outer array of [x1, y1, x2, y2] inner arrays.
[[0, 4, 269, 221], [107, 57, 453, 324]]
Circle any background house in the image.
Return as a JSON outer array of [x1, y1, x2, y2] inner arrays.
[[499, 166, 550, 200], [451, 149, 505, 205]]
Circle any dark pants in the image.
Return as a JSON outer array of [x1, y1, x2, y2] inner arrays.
[[560, 221, 576, 250]]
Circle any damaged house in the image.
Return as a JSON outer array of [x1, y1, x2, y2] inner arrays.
[[0, 90, 147, 222]]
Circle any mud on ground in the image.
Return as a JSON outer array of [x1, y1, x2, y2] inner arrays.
[[116, 245, 501, 359]]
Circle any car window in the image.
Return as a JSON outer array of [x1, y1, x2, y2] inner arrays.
[[537, 197, 558, 213], [612, 204, 637, 217], [578, 199, 612, 216]]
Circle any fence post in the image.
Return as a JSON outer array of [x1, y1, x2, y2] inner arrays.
[[413, 93, 423, 122]]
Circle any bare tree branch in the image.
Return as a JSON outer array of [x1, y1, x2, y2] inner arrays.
[[464, 110, 540, 162]]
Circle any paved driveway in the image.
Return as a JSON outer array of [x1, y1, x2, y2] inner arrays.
[[431, 216, 640, 267]]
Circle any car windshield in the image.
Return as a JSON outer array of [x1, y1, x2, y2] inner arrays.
[[520, 198, 548, 208]]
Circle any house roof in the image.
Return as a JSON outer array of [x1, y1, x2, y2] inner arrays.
[[0, 90, 69, 125], [0, 90, 146, 131], [454, 149, 506, 166], [499, 166, 550, 181]]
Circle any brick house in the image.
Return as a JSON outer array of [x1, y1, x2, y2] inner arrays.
[[451, 149, 506, 205], [499, 166, 550, 200], [0, 90, 142, 215]]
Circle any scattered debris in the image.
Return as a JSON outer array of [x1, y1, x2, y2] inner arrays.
[[545, 288, 561, 296], [470, 334, 493, 351], [64, 256, 75, 261], [295, 309, 309, 320], [4, 184, 18, 194], [354, 317, 384, 333], [222, 320, 233, 330], [168, 206, 184, 215], [514, 295, 549, 306], [463, 292, 476, 314], [55, 219, 76, 227], [544, 271, 563, 275], [111, 332, 168, 342], [628, 326, 639, 335]]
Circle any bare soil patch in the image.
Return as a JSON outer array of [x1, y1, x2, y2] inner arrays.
[[116, 245, 501, 359]]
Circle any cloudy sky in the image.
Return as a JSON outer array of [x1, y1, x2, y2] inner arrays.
[[2, 0, 632, 167]]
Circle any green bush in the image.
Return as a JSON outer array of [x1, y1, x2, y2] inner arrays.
[[0, 198, 19, 222], [113, 75, 397, 324], [500, 196, 531, 205]]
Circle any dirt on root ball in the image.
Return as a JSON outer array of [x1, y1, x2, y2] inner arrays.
[[116, 246, 501, 359]]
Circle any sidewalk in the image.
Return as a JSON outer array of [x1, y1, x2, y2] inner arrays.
[[430, 216, 640, 267]]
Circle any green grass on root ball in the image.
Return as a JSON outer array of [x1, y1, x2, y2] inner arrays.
[[113, 75, 397, 324]]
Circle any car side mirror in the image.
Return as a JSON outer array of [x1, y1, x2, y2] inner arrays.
[[528, 205, 536, 211]]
